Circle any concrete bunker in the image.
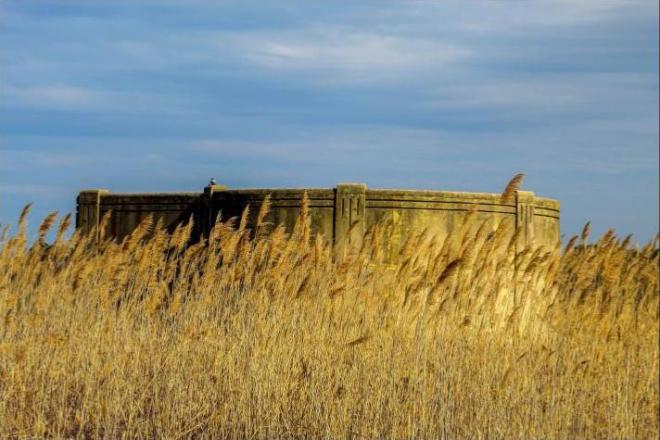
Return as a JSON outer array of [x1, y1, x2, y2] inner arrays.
[[76, 182, 560, 250]]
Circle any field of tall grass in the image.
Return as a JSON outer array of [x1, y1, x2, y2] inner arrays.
[[0, 195, 658, 439]]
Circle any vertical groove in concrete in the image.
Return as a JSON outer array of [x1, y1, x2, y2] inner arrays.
[[515, 190, 536, 250], [334, 183, 367, 247]]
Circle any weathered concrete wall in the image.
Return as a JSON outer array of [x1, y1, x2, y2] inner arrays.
[[77, 183, 560, 249], [77, 191, 202, 240], [208, 187, 336, 240]]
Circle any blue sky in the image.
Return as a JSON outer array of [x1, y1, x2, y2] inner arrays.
[[1, 0, 658, 241]]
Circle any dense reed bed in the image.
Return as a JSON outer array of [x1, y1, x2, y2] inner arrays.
[[0, 197, 657, 439]]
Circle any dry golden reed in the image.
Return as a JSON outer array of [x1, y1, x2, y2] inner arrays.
[[500, 172, 525, 204], [0, 197, 657, 439]]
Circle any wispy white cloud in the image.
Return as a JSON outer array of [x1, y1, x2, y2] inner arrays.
[[187, 114, 658, 185], [0, 184, 65, 197], [0, 83, 192, 114], [0, 149, 90, 170], [10, 85, 99, 109], [229, 27, 470, 75], [458, 0, 657, 33], [425, 73, 657, 115], [191, 139, 309, 159]]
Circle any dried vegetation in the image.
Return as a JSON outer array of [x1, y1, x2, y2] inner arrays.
[[0, 195, 658, 439]]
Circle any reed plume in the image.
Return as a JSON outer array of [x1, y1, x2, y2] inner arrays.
[[54, 213, 72, 245], [581, 221, 591, 244], [500, 173, 525, 204], [37, 211, 58, 241]]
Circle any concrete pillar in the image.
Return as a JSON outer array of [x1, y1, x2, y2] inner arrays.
[[202, 181, 227, 237], [76, 189, 109, 236], [334, 183, 367, 250], [515, 190, 536, 250]]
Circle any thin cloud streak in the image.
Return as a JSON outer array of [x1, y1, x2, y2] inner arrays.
[[231, 27, 471, 73]]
